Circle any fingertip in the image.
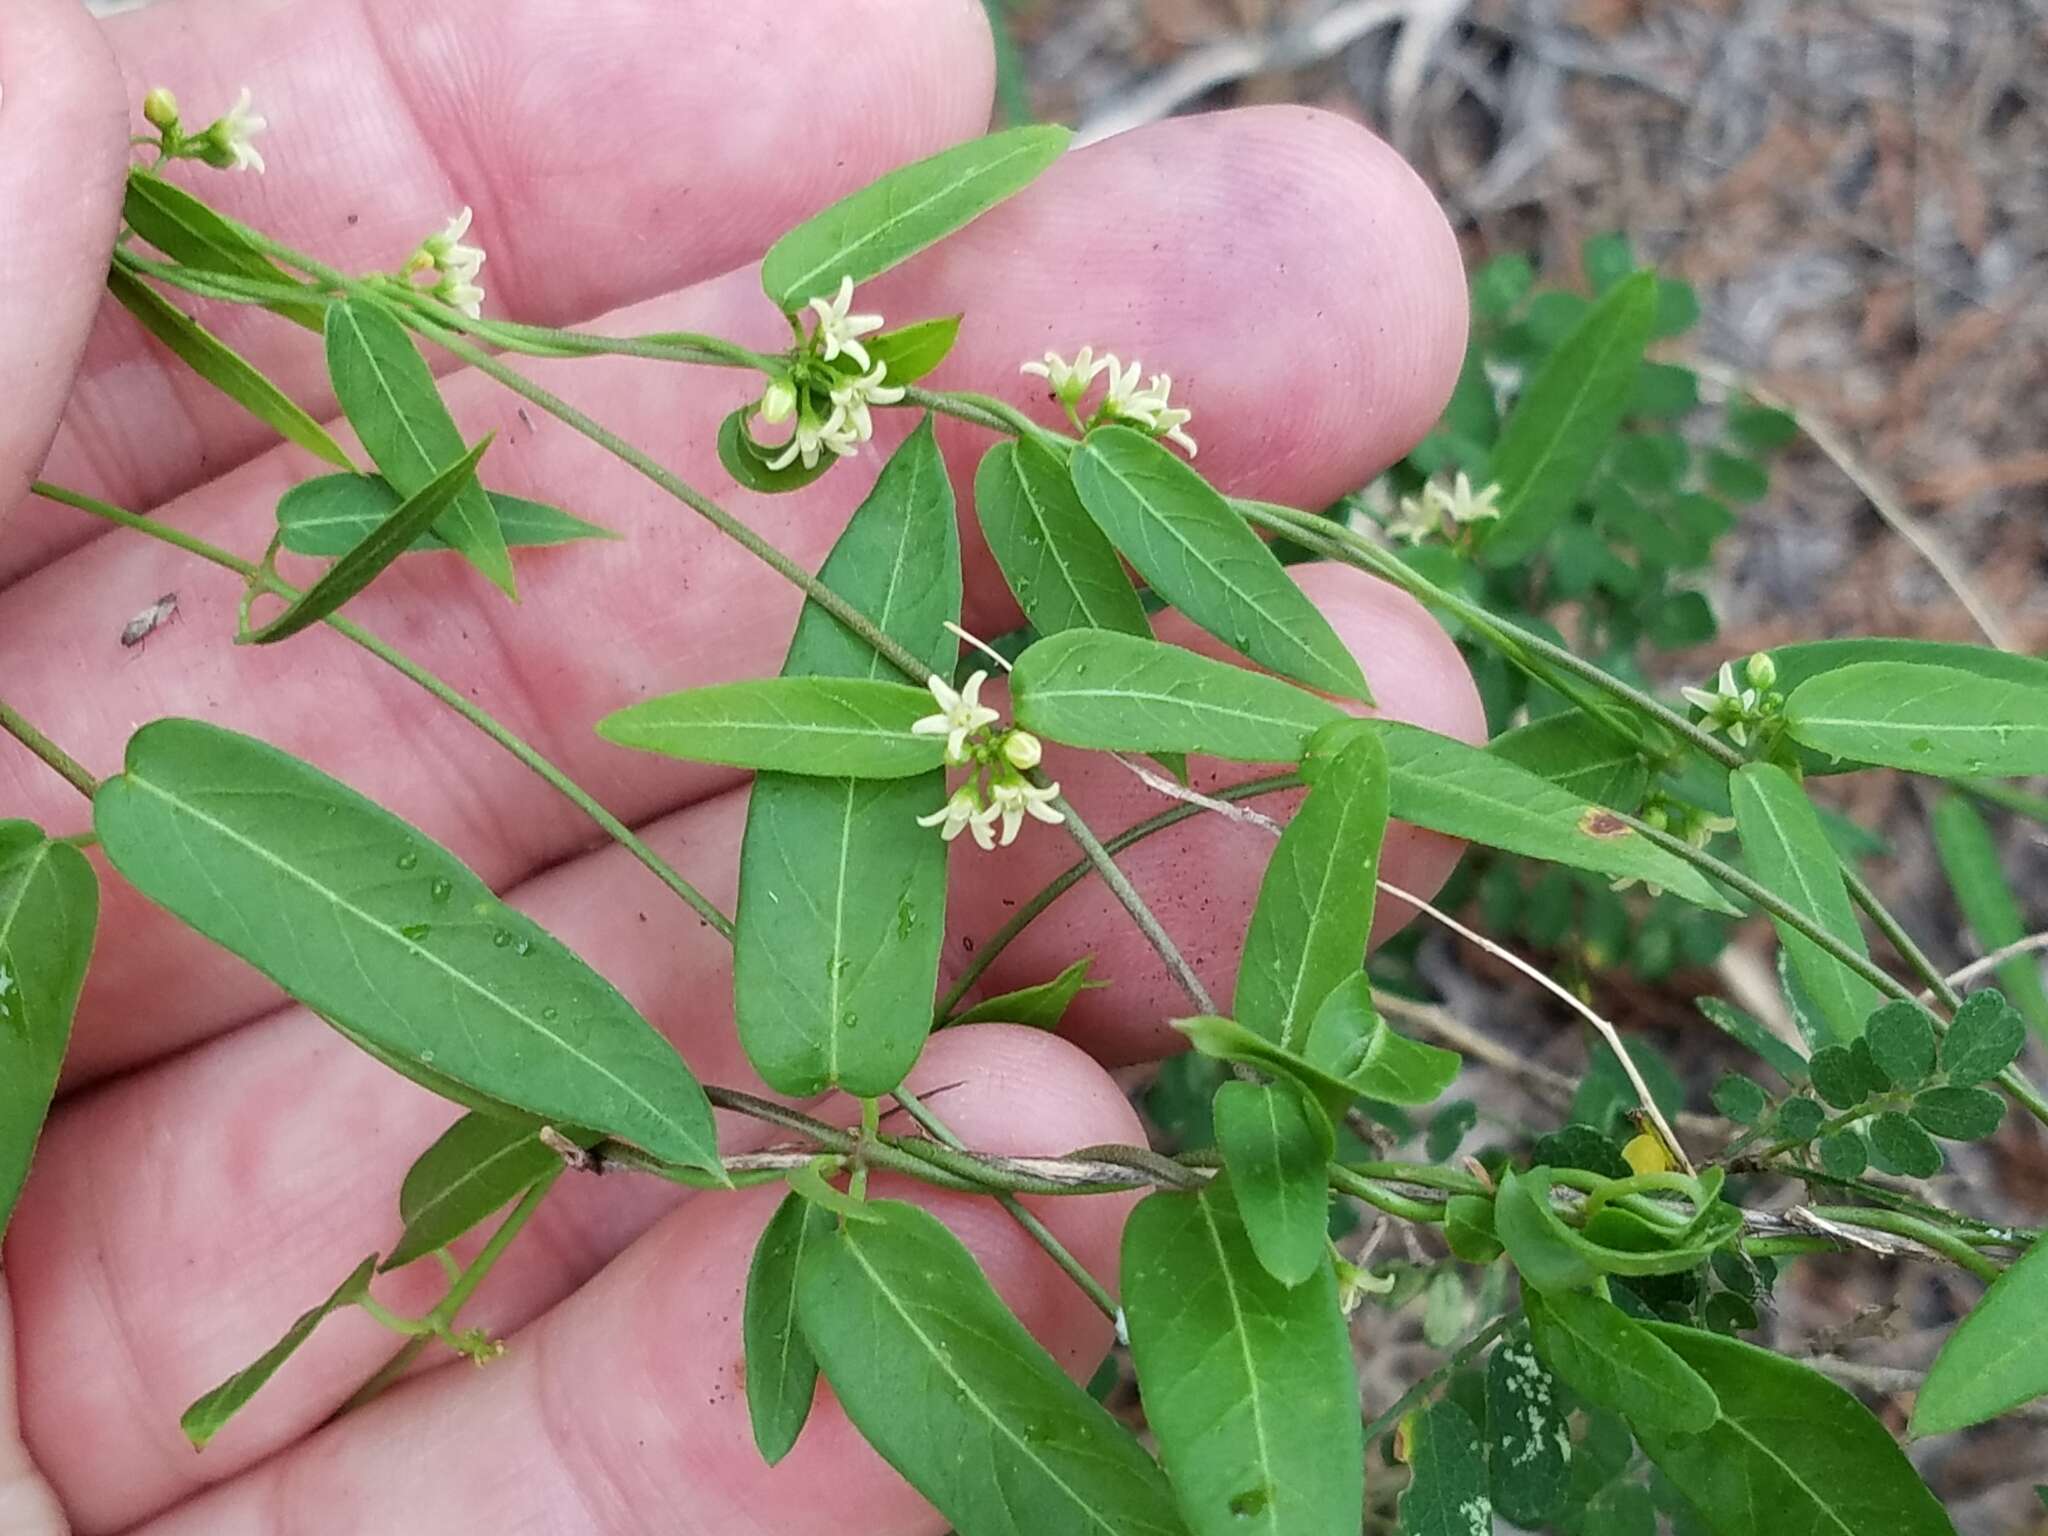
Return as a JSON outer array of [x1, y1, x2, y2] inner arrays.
[[1289, 560, 1486, 747]]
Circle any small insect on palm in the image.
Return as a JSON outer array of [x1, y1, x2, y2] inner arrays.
[[120, 593, 181, 650]]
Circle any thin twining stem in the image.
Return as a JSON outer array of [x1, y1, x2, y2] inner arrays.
[[0, 696, 98, 801]]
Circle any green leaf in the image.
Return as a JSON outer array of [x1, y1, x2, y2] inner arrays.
[[1489, 714, 1649, 810], [1305, 973, 1461, 1106], [1729, 763, 1882, 1047], [798, 1198, 1186, 1536], [948, 956, 1104, 1030], [1773, 1096, 1826, 1142], [1583, 232, 1636, 292], [786, 1155, 883, 1223], [0, 825, 97, 1238], [1397, 1399, 1491, 1536], [597, 676, 945, 777], [1785, 662, 2048, 777], [1496, 1167, 1735, 1292], [1914, 1232, 2048, 1436], [744, 1191, 833, 1465], [1867, 1112, 1942, 1178], [1941, 989, 2026, 1085], [1483, 272, 1659, 565], [762, 125, 1071, 310], [1366, 722, 1735, 913], [1122, 1178, 1362, 1536], [1428, 1101, 1478, 1162], [1816, 1130, 1868, 1179], [1693, 996, 1808, 1081], [1445, 1195, 1502, 1263], [277, 473, 613, 557], [717, 406, 837, 495], [384, 1112, 562, 1271], [181, 1256, 378, 1449], [1633, 1325, 1955, 1536], [1472, 253, 1534, 318], [1710, 1075, 1768, 1125], [1931, 795, 2048, 1033], [1864, 1000, 1938, 1088], [1761, 638, 2048, 701], [1214, 1081, 1331, 1286], [121, 169, 323, 329], [94, 720, 722, 1173], [734, 419, 959, 1096], [107, 266, 351, 469], [864, 314, 962, 385], [976, 438, 1152, 641], [1807, 1046, 1876, 1110], [323, 298, 513, 595], [1487, 1331, 1572, 1525], [1910, 1085, 2004, 1141], [1011, 629, 1344, 763], [1728, 400, 1800, 454], [1235, 730, 1388, 1051], [1069, 427, 1371, 701], [1523, 1288, 1718, 1434], [1704, 450, 1769, 503], [244, 435, 493, 643], [1174, 1014, 1366, 1126], [1422, 1269, 1471, 1349]]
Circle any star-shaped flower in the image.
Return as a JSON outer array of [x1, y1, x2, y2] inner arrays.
[[424, 206, 486, 284], [916, 783, 997, 850], [808, 276, 885, 371], [988, 776, 1064, 846], [1020, 346, 1111, 404], [829, 362, 907, 441], [911, 670, 1000, 764], [209, 87, 268, 173]]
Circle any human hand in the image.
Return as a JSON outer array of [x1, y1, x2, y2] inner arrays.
[[0, 0, 1478, 1528]]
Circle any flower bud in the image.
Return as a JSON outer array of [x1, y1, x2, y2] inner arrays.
[[1744, 651, 1778, 690], [759, 378, 797, 424], [143, 87, 181, 132], [1001, 730, 1043, 770]]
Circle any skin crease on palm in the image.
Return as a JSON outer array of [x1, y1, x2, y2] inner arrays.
[[0, 0, 1484, 1529]]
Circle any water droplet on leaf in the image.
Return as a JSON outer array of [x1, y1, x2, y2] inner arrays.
[[396, 850, 420, 870]]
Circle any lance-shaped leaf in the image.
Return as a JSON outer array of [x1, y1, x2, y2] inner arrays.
[[1522, 1288, 1718, 1435], [1234, 728, 1388, 1052], [1011, 629, 1345, 763], [744, 1191, 834, 1465], [1931, 796, 2048, 1033], [244, 435, 493, 643], [1487, 1331, 1572, 1526], [383, 1112, 564, 1271], [1785, 661, 2048, 777], [1213, 1081, 1331, 1287], [277, 473, 613, 556], [1361, 722, 1735, 913], [181, 1256, 378, 1449], [798, 1199, 1187, 1536], [734, 418, 960, 1096], [1728, 763, 1881, 1048], [0, 824, 98, 1238], [108, 265, 352, 469], [122, 169, 324, 329], [94, 720, 722, 1173], [1482, 271, 1658, 565], [1633, 1325, 1955, 1536], [762, 125, 1071, 310], [948, 955, 1105, 1030], [1070, 427, 1370, 700], [1122, 1177, 1363, 1536], [324, 297, 514, 595], [1488, 713, 1650, 810], [1395, 1399, 1490, 1536], [598, 677, 945, 777], [976, 437, 1152, 642], [1913, 1233, 2048, 1436], [1304, 973, 1460, 1106], [864, 315, 961, 385]]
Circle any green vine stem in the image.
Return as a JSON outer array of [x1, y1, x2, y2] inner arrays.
[[0, 696, 99, 801]]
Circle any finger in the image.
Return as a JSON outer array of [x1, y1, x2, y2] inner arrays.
[[0, 1288, 67, 1536], [2, 105, 1468, 1085], [945, 560, 1486, 1065], [0, 0, 126, 521], [5, 0, 995, 583], [11, 565, 1472, 1523], [56, 1027, 1137, 1534]]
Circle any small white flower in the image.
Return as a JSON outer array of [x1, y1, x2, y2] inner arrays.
[[424, 206, 486, 284], [808, 276, 885, 371], [1389, 492, 1441, 545], [1440, 471, 1502, 525], [1098, 355, 1144, 419], [911, 670, 1000, 764], [989, 776, 1064, 846], [212, 87, 267, 173], [1019, 346, 1111, 404], [917, 783, 995, 849], [1680, 661, 1761, 746], [763, 405, 860, 472], [828, 362, 906, 442], [437, 277, 485, 320]]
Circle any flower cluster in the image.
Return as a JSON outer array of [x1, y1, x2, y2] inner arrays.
[[1387, 471, 1502, 545], [143, 86, 268, 174], [750, 277, 907, 471], [406, 207, 489, 319], [1609, 792, 1737, 897], [1021, 348, 1196, 456], [1680, 651, 1781, 748], [911, 671, 1064, 850]]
